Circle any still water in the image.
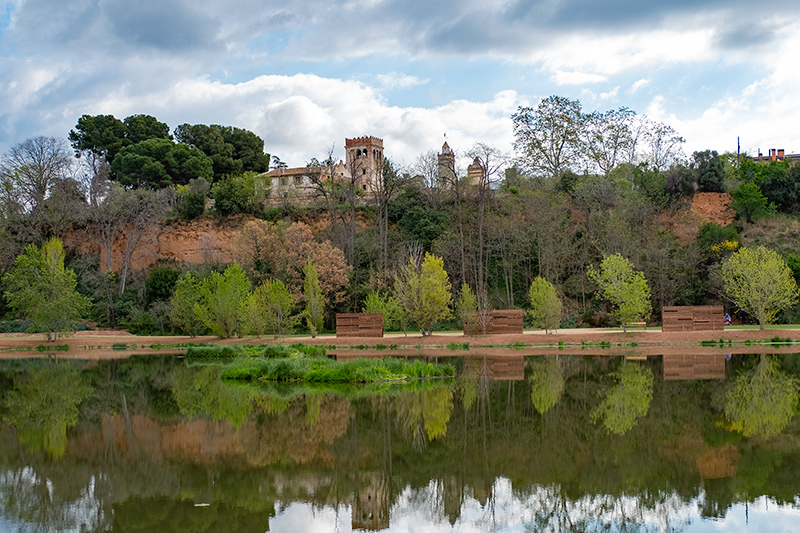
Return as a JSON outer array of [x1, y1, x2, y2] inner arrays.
[[1, 353, 799, 532]]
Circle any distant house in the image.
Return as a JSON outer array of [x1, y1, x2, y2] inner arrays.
[[263, 136, 383, 200], [752, 148, 800, 163]]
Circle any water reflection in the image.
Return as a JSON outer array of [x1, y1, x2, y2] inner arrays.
[[1, 352, 799, 532]]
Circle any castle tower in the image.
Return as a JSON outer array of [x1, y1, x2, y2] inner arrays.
[[345, 136, 384, 191], [467, 156, 485, 184], [438, 141, 455, 185]]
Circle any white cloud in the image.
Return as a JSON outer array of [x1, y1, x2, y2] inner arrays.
[[552, 70, 608, 85], [631, 78, 650, 93], [374, 72, 429, 91]]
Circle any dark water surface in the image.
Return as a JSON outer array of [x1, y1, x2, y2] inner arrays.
[[1, 353, 799, 532]]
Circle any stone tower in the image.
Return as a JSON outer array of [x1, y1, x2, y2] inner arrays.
[[438, 141, 455, 185], [345, 136, 384, 190]]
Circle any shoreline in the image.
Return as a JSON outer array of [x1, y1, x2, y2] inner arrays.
[[2, 327, 800, 360]]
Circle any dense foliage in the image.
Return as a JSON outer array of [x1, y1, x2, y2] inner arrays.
[[4, 99, 800, 334]]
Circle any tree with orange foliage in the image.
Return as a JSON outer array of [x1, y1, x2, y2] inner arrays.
[[233, 220, 351, 304]]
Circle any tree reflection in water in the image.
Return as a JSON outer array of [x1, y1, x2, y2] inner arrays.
[[724, 354, 799, 438], [1, 352, 800, 532]]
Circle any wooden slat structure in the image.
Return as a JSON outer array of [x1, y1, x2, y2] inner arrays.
[[463, 356, 524, 381], [662, 305, 724, 332], [663, 354, 726, 381], [464, 309, 524, 335], [336, 313, 384, 338]]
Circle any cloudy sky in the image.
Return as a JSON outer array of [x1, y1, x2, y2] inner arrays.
[[1, 0, 798, 168]]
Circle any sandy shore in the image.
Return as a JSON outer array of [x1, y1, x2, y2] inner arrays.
[[2, 326, 799, 360]]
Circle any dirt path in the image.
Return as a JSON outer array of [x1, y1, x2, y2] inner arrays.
[[2, 327, 798, 360]]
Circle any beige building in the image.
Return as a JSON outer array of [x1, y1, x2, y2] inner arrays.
[[264, 136, 384, 198]]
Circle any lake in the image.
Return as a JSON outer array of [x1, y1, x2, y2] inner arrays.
[[1, 352, 799, 532]]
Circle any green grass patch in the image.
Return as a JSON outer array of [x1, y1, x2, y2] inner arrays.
[[221, 356, 455, 383], [447, 342, 470, 351], [35, 344, 69, 352], [185, 343, 326, 359]]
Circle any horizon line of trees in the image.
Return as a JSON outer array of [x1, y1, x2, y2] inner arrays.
[[2, 98, 800, 336]]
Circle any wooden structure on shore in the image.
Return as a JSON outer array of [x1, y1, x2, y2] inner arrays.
[[662, 306, 723, 332], [663, 354, 726, 381], [464, 310, 524, 335], [336, 313, 384, 338]]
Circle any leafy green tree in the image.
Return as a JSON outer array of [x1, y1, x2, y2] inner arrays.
[[591, 362, 654, 435], [529, 357, 565, 415], [169, 272, 207, 336], [721, 245, 798, 329], [693, 149, 725, 193], [588, 254, 651, 332], [247, 278, 297, 337], [724, 355, 799, 438], [69, 114, 128, 162], [111, 138, 213, 188], [302, 262, 325, 337], [123, 114, 171, 144], [456, 283, 479, 333], [145, 267, 181, 305], [2, 238, 90, 341], [212, 172, 267, 215], [363, 290, 407, 333], [196, 264, 251, 338], [394, 252, 452, 336], [528, 276, 562, 333], [174, 123, 270, 179], [731, 181, 773, 223]]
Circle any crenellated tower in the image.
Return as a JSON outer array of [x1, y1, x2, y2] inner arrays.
[[345, 136, 384, 190]]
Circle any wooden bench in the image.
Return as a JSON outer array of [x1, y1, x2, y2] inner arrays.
[[629, 322, 647, 329]]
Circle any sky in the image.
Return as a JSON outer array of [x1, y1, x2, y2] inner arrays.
[[1, 0, 799, 169]]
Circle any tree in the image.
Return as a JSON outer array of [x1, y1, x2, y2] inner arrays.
[[731, 181, 772, 223], [456, 283, 479, 334], [394, 252, 452, 336], [512, 96, 584, 178], [721, 245, 798, 329], [591, 363, 654, 435], [248, 278, 297, 337], [724, 355, 799, 438], [174, 123, 270, 179], [583, 107, 636, 176], [363, 290, 407, 334], [302, 262, 325, 337], [196, 264, 251, 338], [0, 136, 73, 217], [588, 253, 651, 332], [693, 150, 725, 193], [69, 114, 128, 164], [528, 277, 562, 333], [110, 138, 213, 188], [642, 120, 685, 171], [2, 238, 90, 341], [169, 272, 207, 336]]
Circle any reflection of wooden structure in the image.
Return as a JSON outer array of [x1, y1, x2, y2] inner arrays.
[[663, 354, 725, 380], [662, 306, 723, 332], [464, 310, 524, 335], [336, 313, 384, 338], [463, 356, 524, 381]]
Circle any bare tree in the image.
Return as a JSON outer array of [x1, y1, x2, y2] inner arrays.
[[512, 96, 584, 178], [372, 158, 407, 270], [0, 136, 73, 216], [466, 143, 507, 297]]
